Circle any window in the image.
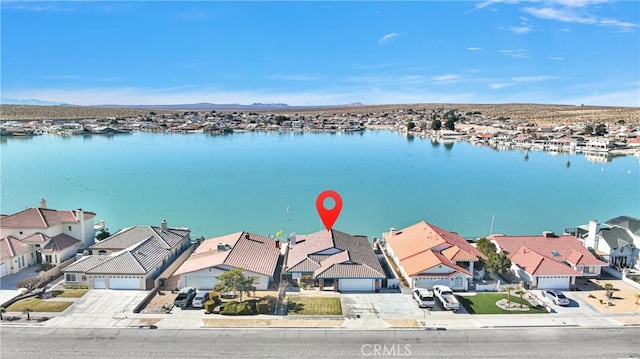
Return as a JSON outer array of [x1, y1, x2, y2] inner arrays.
[[249, 276, 260, 284], [45, 255, 53, 263], [68, 226, 72, 231], [66, 274, 77, 282], [454, 276, 463, 287], [98, 250, 107, 255]]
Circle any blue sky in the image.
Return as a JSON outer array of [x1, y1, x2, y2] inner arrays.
[[1, 1, 639, 106]]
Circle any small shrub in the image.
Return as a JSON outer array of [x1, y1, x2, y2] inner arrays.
[[256, 299, 269, 314], [40, 262, 54, 271], [64, 285, 89, 290], [221, 300, 257, 315], [204, 300, 216, 314]]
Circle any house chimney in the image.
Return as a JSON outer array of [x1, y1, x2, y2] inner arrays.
[[39, 198, 47, 209], [245, 233, 250, 240], [587, 219, 600, 247], [390, 227, 397, 237], [161, 219, 167, 231], [542, 231, 555, 238], [290, 233, 297, 246], [77, 208, 86, 244]]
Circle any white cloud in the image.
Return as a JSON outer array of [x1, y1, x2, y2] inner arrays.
[[522, 6, 638, 31], [432, 74, 461, 82], [548, 56, 565, 60], [499, 49, 529, 58], [489, 83, 512, 89], [509, 26, 533, 34], [511, 75, 556, 82], [378, 32, 402, 44], [466, 47, 483, 51]]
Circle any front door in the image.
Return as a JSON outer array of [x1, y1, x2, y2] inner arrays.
[[36, 251, 42, 264]]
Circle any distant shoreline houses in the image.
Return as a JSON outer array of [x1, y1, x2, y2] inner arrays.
[[2, 200, 638, 293], [2, 107, 640, 160]]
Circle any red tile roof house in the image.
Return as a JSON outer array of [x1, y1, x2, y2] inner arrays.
[[382, 221, 486, 291], [491, 232, 608, 290], [173, 231, 280, 291], [0, 199, 96, 278], [285, 229, 386, 292], [62, 220, 191, 290]]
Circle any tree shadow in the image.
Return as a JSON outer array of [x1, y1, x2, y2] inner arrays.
[[287, 302, 305, 314]]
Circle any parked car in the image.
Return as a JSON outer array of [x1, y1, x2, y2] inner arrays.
[[413, 288, 435, 308], [192, 291, 210, 308], [174, 287, 196, 307], [545, 290, 570, 306], [432, 285, 460, 311]]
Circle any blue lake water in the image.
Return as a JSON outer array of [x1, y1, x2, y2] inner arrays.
[[1, 131, 638, 240]]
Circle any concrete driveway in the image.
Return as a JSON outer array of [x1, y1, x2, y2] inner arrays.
[[43, 289, 150, 328], [341, 293, 429, 320], [0, 265, 41, 305], [532, 289, 598, 314]]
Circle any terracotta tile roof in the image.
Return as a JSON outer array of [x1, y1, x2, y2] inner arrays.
[[492, 233, 607, 267], [175, 231, 280, 277], [0, 236, 31, 261], [401, 249, 472, 277], [21, 233, 50, 243], [383, 221, 484, 278], [0, 207, 95, 228], [510, 246, 582, 276], [40, 233, 81, 253], [286, 229, 385, 280]]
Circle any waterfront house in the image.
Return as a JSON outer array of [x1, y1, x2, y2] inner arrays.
[[577, 216, 640, 270], [173, 231, 280, 291], [491, 232, 607, 290], [62, 220, 191, 290], [382, 221, 485, 291], [0, 199, 95, 278], [285, 229, 385, 292]]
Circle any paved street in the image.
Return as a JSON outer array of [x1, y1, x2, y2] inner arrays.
[[1, 326, 639, 358]]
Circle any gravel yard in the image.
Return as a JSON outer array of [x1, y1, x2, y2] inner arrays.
[[578, 278, 640, 313]]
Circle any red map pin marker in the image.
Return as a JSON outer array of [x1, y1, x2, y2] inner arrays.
[[316, 190, 343, 231]]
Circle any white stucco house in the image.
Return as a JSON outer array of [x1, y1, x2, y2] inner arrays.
[[382, 221, 486, 291], [174, 231, 281, 291], [577, 216, 640, 270], [0, 199, 96, 278], [62, 220, 191, 290]]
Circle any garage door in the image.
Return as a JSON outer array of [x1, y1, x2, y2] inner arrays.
[[185, 276, 217, 290], [0, 262, 7, 278], [93, 276, 106, 289], [339, 279, 373, 292], [414, 278, 448, 289], [537, 276, 569, 289], [109, 276, 141, 290]]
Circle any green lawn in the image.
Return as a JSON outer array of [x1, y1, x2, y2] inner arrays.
[[458, 293, 548, 314], [50, 289, 89, 298], [287, 297, 342, 315], [6, 297, 73, 312]]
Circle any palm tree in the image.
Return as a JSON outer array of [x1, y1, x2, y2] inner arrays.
[[23, 308, 32, 321], [503, 285, 514, 307], [0, 307, 5, 321], [515, 287, 527, 308]]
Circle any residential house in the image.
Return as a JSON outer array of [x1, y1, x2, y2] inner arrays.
[[578, 216, 640, 270], [382, 221, 485, 291], [62, 220, 190, 290], [174, 231, 280, 290], [0, 199, 96, 277], [286, 229, 385, 292], [491, 231, 608, 290]]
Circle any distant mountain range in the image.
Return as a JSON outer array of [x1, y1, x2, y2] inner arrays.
[[0, 97, 70, 106], [1, 98, 366, 110]]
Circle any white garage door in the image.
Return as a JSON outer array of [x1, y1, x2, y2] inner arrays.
[[0, 262, 7, 278], [185, 276, 217, 290], [93, 276, 106, 289], [537, 276, 570, 289], [414, 278, 448, 289], [109, 276, 141, 290], [339, 279, 373, 292]]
